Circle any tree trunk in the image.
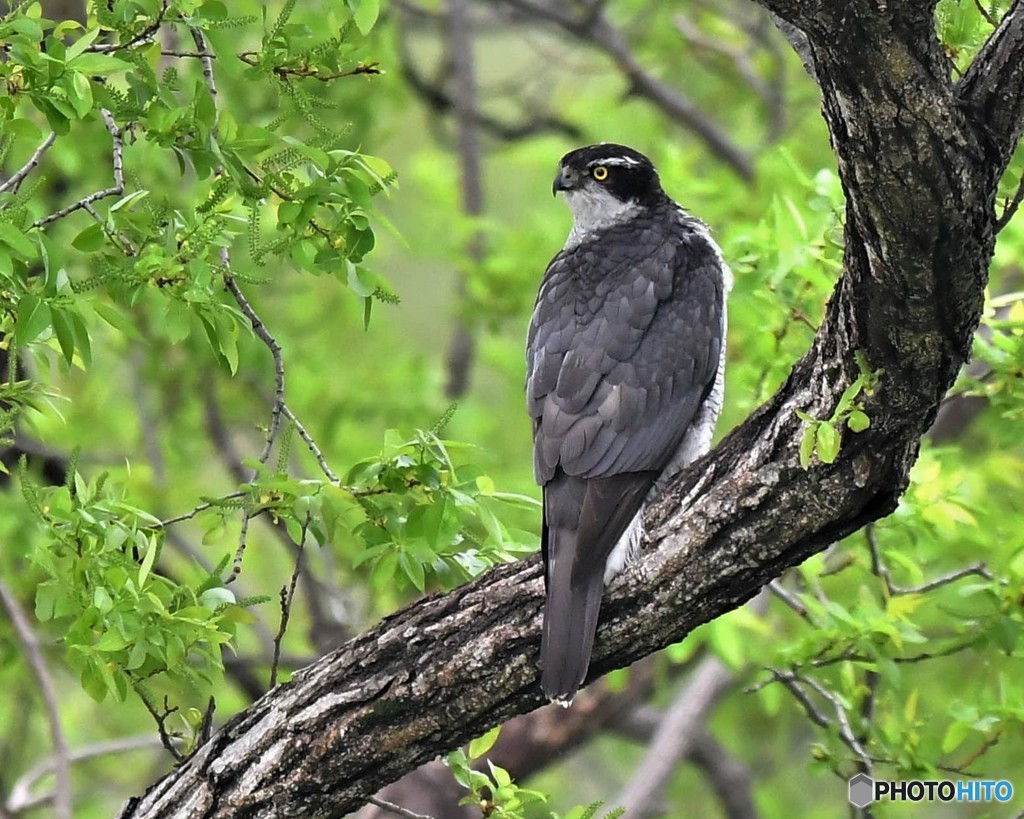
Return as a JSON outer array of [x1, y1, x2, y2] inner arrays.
[[118, 2, 1024, 817]]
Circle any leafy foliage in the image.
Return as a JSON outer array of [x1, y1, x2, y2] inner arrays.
[[1, 0, 1023, 817]]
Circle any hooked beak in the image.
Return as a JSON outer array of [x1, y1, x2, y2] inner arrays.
[[552, 166, 578, 196]]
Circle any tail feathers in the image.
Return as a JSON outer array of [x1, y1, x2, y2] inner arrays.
[[540, 527, 605, 705]]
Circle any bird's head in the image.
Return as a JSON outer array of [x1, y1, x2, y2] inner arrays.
[[552, 143, 665, 239]]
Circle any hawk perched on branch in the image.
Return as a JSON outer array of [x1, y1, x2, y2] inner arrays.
[[527, 143, 730, 704]]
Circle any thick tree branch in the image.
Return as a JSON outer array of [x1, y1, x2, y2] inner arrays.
[[614, 655, 735, 818], [443, 0, 484, 399], [117, 4, 1024, 817], [958, 0, 1024, 167]]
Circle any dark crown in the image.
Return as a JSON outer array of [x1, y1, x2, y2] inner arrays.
[[559, 143, 664, 205]]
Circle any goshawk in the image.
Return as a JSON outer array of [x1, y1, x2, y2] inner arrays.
[[526, 143, 730, 704]]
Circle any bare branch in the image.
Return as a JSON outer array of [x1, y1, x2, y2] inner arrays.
[[615, 655, 734, 818], [996, 172, 1024, 231], [674, 14, 772, 104], [281, 404, 339, 483], [86, 2, 168, 53], [768, 668, 873, 775], [160, 48, 216, 58], [768, 577, 811, 620], [393, 8, 582, 143], [137, 692, 185, 762], [32, 110, 124, 228], [366, 796, 438, 819], [237, 51, 381, 80], [271, 518, 308, 688], [866, 524, 992, 596], [0, 131, 56, 196], [688, 733, 760, 819], [498, 0, 754, 179], [616, 592, 768, 818], [0, 581, 73, 819], [974, 0, 1000, 28], [443, 0, 484, 398], [7, 736, 166, 814], [157, 491, 248, 528]]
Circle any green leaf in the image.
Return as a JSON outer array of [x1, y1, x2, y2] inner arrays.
[[51, 308, 76, 364], [1, 118, 43, 141], [200, 587, 236, 609], [138, 534, 159, 588], [0, 222, 37, 259], [14, 293, 51, 346], [398, 550, 426, 592], [93, 301, 143, 340], [799, 422, 817, 469], [346, 261, 376, 296], [67, 71, 94, 118], [93, 586, 114, 615], [846, 409, 871, 432], [64, 26, 100, 61], [468, 725, 501, 759], [95, 630, 129, 651], [35, 582, 60, 621], [69, 309, 92, 368], [72, 223, 106, 252], [815, 421, 840, 463], [80, 658, 110, 702], [941, 720, 971, 753], [352, 0, 380, 35], [67, 52, 134, 74]]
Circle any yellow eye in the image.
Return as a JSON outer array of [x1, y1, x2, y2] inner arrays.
[[591, 165, 609, 181]]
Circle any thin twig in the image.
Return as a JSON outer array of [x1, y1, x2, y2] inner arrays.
[[237, 51, 381, 80], [32, 110, 124, 228], [190, 27, 219, 114], [189, 27, 338, 585], [974, 0, 1000, 27], [674, 13, 771, 102], [281, 404, 339, 483], [0, 131, 56, 195], [191, 25, 272, 583], [0, 581, 73, 819], [224, 271, 286, 469], [158, 491, 248, 527], [160, 49, 216, 58], [7, 735, 167, 814], [270, 517, 308, 687], [866, 525, 992, 595], [365, 795, 438, 819], [769, 668, 873, 773], [995, 173, 1024, 231], [768, 578, 811, 619], [137, 692, 184, 762], [86, 3, 167, 53]]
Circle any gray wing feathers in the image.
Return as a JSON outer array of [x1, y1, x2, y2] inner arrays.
[[528, 227, 723, 484]]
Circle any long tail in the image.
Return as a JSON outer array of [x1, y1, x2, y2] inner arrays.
[[539, 524, 605, 705]]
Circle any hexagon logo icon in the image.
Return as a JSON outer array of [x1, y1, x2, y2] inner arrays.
[[848, 773, 874, 808]]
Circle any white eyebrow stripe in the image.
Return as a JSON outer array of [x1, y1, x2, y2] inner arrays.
[[589, 156, 641, 167]]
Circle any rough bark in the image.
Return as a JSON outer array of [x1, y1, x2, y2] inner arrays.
[[118, 2, 1024, 817]]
